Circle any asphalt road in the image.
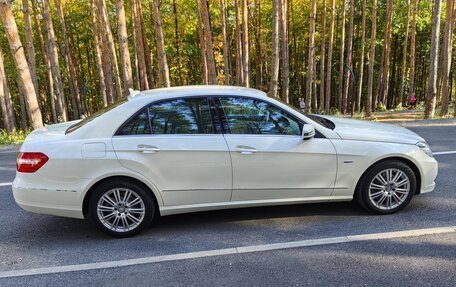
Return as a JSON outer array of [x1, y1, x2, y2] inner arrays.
[[0, 123, 455, 286]]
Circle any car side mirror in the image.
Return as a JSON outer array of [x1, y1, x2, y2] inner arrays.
[[302, 124, 316, 140]]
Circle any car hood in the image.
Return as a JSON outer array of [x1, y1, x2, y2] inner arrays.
[[319, 115, 424, 145]]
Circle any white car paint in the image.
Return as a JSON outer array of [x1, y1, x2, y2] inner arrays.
[[13, 86, 438, 219]]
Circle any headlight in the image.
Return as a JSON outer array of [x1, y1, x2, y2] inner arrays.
[[416, 141, 433, 157]]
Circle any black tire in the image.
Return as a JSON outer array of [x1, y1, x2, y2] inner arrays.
[[88, 179, 155, 238], [355, 160, 417, 214]]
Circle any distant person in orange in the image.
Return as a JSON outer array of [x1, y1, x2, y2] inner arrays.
[[409, 93, 416, 110]]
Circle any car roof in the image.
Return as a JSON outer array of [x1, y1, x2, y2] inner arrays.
[[65, 85, 340, 140], [128, 85, 267, 102]]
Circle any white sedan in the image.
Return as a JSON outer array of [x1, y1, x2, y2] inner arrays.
[[13, 86, 438, 237]]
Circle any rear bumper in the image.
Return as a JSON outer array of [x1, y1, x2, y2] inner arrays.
[[12, 177, 86, 219]]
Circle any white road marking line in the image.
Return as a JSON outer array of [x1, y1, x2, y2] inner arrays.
[[0, 226, 454, 279], [433, 150, 456, 155], [0, 182, 12, 187]]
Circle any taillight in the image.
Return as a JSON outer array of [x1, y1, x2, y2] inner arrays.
[[16, 152, 49, 173]]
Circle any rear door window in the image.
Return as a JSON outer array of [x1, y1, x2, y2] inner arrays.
[[116, 97, 214, 135]]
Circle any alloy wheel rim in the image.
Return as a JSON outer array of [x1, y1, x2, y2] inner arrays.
[[368, 168, 410, 210], [97, 188, 145, 232]]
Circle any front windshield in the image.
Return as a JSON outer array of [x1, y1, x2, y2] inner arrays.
[[65, 98, 128, 134]]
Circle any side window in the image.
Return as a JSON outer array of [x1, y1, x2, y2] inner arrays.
[[148, 98, 214, 134], [220, 97, 301, 136], [117, 108, 150, 135]]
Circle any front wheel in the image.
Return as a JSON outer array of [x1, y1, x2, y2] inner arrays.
[[88, 180, 155, 237], [356, 160, 417, 214]]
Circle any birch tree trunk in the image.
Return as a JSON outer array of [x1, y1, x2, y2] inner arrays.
[[196, 0, 208, 84], [55, 0, 82, 119], [254, 0, 262, 87], [366, 0, 377, 117], [306, 0, 317, 113], [242, 0, 249, 87], [43, 0, 67, 122], [399, 0, 411, 106], [0, 48, 15, 132], [338, 0, 346, 111], [342, 0, 354, 114], [280, 0, 289, 103], [378, 0, 393, 107], [131, 0, 149, 90], [0, 0, 43, 129], [199, 0, 217, 84], [235, 0, 243, 85], [116, 0, 133, 95], [312, 40, 318, 112], [220, 0, 230, 85], [1, 52, 16, 131], [356, 0, 366, 113], [139, 3, 155, 88], [96, 3, 115, 104], [268, 0, 280, 98], [440, 0, 455, 117], [319, 0, 326, 112], [31, 0, 56, 122], [172, 0, 183, 85], [424, 0, 443, 119], [325, 0, 336, 114], [91, 0, 107, 107], [151, 0, 171, 88], [22, 0, 38, 97], [408, 0, 418, 104], [130, 0, 140, 89], [98, 0, 122, 99]]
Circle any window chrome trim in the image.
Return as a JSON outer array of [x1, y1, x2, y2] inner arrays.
[[114, 94, 326, 139]]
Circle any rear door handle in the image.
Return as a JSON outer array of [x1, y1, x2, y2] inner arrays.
[[235, 145, 257, 155], [137, 144, 160, 153]]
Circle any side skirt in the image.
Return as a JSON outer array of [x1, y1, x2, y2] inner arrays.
[[159, 196, 353, 216]]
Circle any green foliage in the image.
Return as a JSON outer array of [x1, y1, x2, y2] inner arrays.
[[393, 103, 406, 111], [377, 102, 387, 112], [0, 0, 452, 134], [0, 129, 28, 146]]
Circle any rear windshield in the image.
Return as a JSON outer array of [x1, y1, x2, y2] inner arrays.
[[65, 99, 127, 134]]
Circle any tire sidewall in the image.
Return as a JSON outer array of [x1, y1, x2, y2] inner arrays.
[[88, 180, 155, 238], [359, 161, 417, 214]]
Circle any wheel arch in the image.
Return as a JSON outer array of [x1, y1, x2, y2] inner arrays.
[[354, 156, 422, 197], [82, 175, 161, 217]]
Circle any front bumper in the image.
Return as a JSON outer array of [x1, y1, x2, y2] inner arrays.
[[418, 155, 438, 194]]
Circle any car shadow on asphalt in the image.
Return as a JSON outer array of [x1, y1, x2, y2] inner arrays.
[[154, 201, 366, 227], [4, 201, 365, 241]]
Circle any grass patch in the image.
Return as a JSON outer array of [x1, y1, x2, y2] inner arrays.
[[0, 129, 28, 146]]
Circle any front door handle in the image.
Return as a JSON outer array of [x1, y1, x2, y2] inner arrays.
[[235, 145, 257, 155], [137, 144, 160, 153]]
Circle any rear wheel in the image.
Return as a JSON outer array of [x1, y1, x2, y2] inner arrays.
[[356, 160, 416, 214], [88, 180, 155, 237]]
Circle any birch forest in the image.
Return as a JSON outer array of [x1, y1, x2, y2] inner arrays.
[[0, 0, 455, 132]]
